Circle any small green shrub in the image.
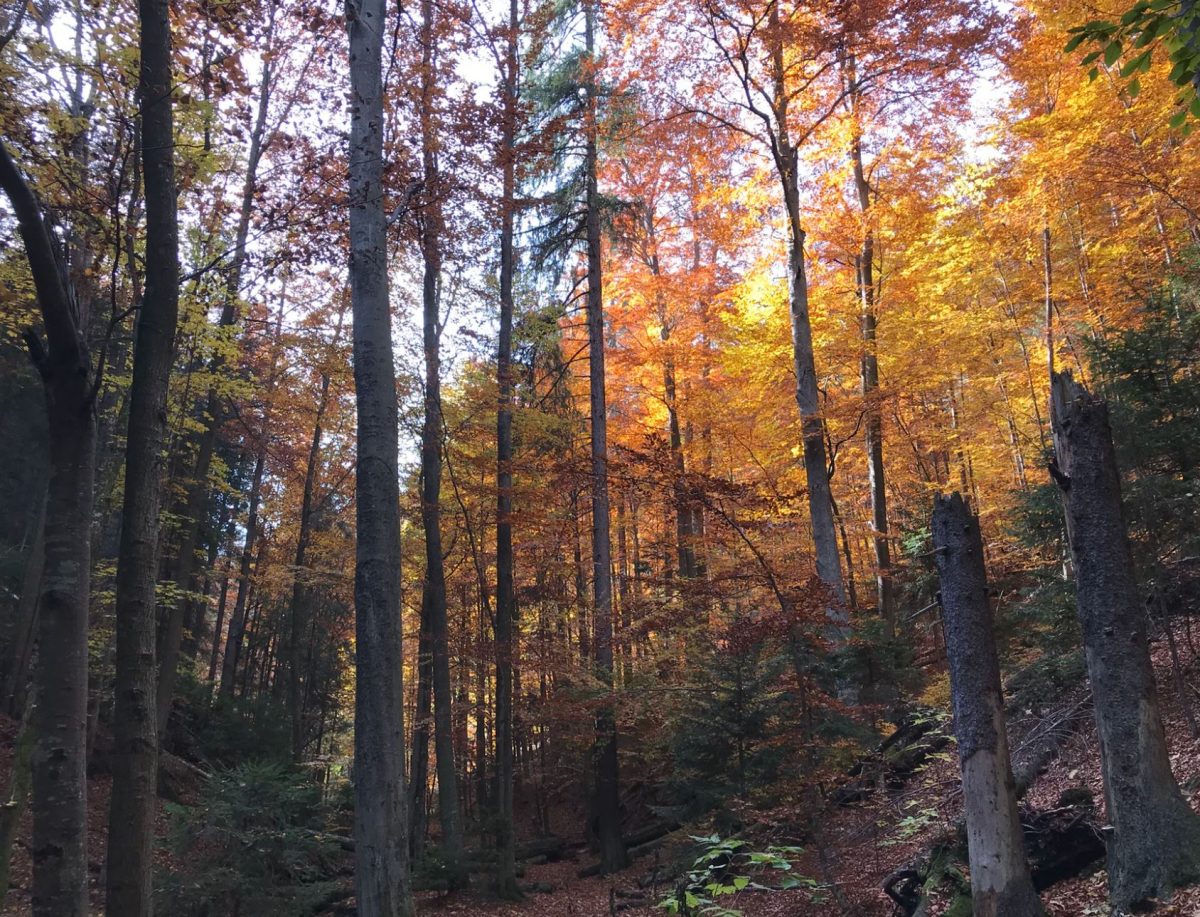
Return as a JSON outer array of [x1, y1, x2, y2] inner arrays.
[[658, 835, 823, 916], [155, 759, 343, 916]]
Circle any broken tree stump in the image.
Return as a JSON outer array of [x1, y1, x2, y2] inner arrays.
[[933, 492, 1044, 917]]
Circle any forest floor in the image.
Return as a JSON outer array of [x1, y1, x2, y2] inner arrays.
[[3, 633, 1200, 915]]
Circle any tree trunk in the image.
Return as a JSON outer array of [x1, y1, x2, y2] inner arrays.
[[847, 59, 892, 625], [107, 0, 180, 909], [583, 0, 628, 874], [0, 140, 95, 917], [768, 7, 846, 634], [219, 444, 265, 700], [932, 493, 1044, 917], [416, 0, 466, 882], [288, 371, 330, 761], [347, 0, 414, 911], [1050, 372, 1200, 910], [493, 0, 521, 896], [409, 596, 432, 861]]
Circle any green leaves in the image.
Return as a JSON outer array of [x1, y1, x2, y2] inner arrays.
[[1065, 0, 1200, 127], [658, 836, 822, 916]]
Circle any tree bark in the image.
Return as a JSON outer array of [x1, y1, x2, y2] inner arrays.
[[847, 57, 892, 625], [347, 0, 414, 911], [767, 3, 846, 633], [932, 492, 1044, 917], [0, 140, 94, 917], [415, 0, 466, 882], [408, 594, 432, 861], [219, 444, 265, 699], [1050, 372, 1200, 910], [583, 0, 628, 874], [493, 0, 521, 896], [288, 372, 331, 761], [106, 0, 180, 909]]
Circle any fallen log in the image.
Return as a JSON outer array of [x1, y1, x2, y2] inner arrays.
[[1010, 693, 1091, 797], [883, 792, 1104, 916]]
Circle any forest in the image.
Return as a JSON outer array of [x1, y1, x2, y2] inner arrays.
[[5, 0, 1200, 914]]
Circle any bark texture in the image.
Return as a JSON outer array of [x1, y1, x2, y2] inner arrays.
[[0, 140, 94, 917], [493, 0, 521, 895], [347, 0, 414, 912], [416, 0, 465, 880], [764, 3, 846, 634], [106, 0, 179, 910], [1050, 371, 1200, 910], [583, 0, 628, 875], [932, 492, 1043, 917]]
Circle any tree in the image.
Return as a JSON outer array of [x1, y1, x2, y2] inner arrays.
[[1050, 371, 1200, 910], [346, 0, 414, 912], [413, 0, 466, 883], [105, 0, 180, 910], [0, 141, 94, 917], [933, 492, 1044, 917], [582, 0, 630, 874], [689, 0, 849, 627], [493, 0, 522, 895]]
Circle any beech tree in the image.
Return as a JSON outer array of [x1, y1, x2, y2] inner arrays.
[[346, 0, 414, 912], [0, 141, 94, 917], [105, 0, 180, 911]]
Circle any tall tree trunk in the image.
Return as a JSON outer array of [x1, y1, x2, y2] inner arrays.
[[768, 5, 846, 632], [288, 372, 331, 762], [408, 596, 432, 861], [1043, 225, 1054, 380], [932, 493, 1044, 917], [1050, 372, 1200, 910], [416, 0, 466, 882], [493, 0, 521, 896], [206, 553, 231, 683], [583, 0, 628, 874], [0, 141, 95, 917], [107, 0, 180, 909], [219, 445, 265, 699], [847, 58, 892, 625], [347, 0, 413, 910]]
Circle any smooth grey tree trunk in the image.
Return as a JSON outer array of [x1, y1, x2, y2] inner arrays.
[[932, 492, 1043, 917], [408, 597, 432, 860], [583, 0, 628, 874], [493, 0, 521, 896], [416, 0, 465, 882], [346, 0, 414, 912], [1050, 371, 1200, 910], [0, 140, 94, 917], [106, 0, 180, 910], [288, 372, 330, 761], [766, 4, 846, 634], [847, 57, 892, 626], [218, 445, 264, 699]]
